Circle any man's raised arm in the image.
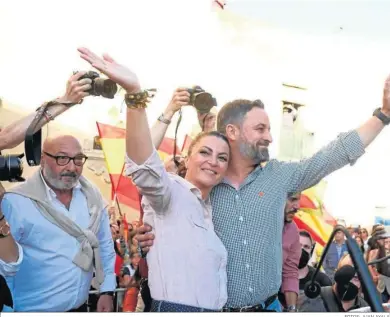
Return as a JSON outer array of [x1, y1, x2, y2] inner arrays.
[[0, 72, 91, 150]]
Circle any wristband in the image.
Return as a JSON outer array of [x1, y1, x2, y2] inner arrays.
[[158, 113, 171, 125]]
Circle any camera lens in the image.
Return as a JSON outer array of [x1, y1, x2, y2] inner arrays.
[[193, 92, 216, 114], [0, 154, 25, 182], [94, 78, 118, 99]]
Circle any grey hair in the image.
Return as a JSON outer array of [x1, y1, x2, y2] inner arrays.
[[216, 99, 265, 134]]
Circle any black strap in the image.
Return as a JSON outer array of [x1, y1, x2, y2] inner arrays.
[[25, 102, 54, 166], [173, 109, 182, 168]]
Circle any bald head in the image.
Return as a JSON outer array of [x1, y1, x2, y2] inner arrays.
[[41, 135, 86, 191], [42, 135, 82, 154]]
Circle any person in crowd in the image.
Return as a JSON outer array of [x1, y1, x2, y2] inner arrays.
[[347, 226, 353, 237], [0, 135, 115, 312], [108, 206, 117, 223], [137, 59, 390, 311], [355, 236, 365, 254], [297, 230, 332, 312], [121, 252, 141, 312], [0, 72, 97, 312], [367, 225, 388, 284], [367, 225, 390, 302], [279, 193, 301, 312], [360, 227, 370, 252], [319, 254, 368, 312], [377, 236, 390, 303], [323, 231, 348, 282], [78, 47, 231, 312]]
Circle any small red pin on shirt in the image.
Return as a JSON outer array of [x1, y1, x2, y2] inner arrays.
[[259, 192, 265, 197]]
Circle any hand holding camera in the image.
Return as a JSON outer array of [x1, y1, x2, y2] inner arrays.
[[78, 47, 141, 94], [165, 88, 191, 116], [56, 71, 93, 105]]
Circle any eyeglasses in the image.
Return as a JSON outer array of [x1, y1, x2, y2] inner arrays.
[[43, 151, 88, 166]]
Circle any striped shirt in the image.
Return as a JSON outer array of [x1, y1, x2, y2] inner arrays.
[[210, 130, 365, 307]]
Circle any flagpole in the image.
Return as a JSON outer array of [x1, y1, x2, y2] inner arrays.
[[113, 164, 126, 218]]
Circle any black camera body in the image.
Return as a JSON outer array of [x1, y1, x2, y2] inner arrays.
[[76, 71, 118, 99], [0, 153, 25, 182], [187, 86, 217, 114]]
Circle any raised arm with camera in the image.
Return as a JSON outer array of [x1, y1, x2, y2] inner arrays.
[[78, 48, 150, 164], [151, 88, 190, 149], [0, 72, 92, 151]]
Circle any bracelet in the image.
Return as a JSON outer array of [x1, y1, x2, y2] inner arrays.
[[125, 89, 156, 109], [157, 113, 171, 125], [43, 109, 54, 122]]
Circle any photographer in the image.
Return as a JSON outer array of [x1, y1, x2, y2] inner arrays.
[[0, 71, 92, 150]]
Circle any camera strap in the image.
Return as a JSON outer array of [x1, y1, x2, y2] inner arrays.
[[173, 109, 183, 167], [25, 101, 56, 166], [172, 109, 211, 167]]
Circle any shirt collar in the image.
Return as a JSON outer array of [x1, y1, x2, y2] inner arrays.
[[173, 174, 211, 204], [220, 163, 263, 187], [39, 169, 81, 201]]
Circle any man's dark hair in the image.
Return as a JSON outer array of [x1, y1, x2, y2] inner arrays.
[[216, 99, 265, 134], [299, 230, 313, 245], [287, 192, 300, 199]]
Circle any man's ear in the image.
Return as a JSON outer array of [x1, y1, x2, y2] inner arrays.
[[225, 124, 239, 141]]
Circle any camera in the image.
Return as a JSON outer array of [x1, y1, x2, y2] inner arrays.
[[76, 71, 118, 99], [0, 153, 25, 182], [188, 86, 217, 114]]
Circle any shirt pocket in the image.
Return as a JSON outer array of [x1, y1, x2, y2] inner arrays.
[[190, 213, 208, 230]]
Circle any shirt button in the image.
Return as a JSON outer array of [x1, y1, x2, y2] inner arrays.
[[243, 240, 247, 245], [249, 287, 253, 292], [239, 216, 244, 221], [235, 195, 239, 200], [246, 263, 250, 269]]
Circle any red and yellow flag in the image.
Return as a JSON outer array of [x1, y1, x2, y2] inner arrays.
[[294, 181, 337, 247], [96, 122, 180, 212]]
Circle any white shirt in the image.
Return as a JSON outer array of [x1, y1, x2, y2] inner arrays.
[[0, 171, 116, 312], [125, 150, 227, 310]]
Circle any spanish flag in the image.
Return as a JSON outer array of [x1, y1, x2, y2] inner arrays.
[[294, 181, 337, 247], [96, 122, 180, 211]]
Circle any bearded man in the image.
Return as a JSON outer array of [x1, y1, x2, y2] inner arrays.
[[0, 135, 115, 312]]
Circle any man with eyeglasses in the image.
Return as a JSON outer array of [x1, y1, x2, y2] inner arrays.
[[0, 135, 115, 312]]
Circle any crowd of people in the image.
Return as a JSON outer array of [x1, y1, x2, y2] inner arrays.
[[1, 46, 390, 313]]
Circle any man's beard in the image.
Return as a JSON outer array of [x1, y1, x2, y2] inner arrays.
[[285, 210, 298, 223], [239, 138, 269, 164], [42, 165, 79, 190]]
